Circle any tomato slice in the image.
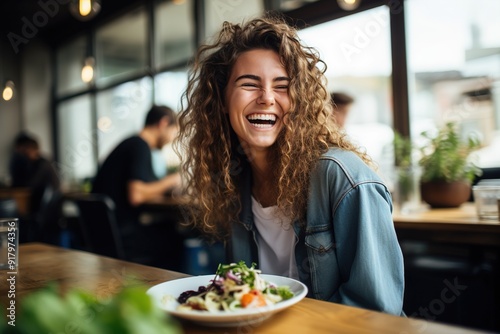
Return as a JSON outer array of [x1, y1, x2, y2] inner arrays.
[[241, 289, 266, 308]]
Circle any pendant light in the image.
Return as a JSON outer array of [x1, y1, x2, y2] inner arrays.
[[69, 0, 102, 21], [1, 50, 15, 102], [2, 81, 15, 101], [337, 0, 361, 11], [81, 57, 95, 83]]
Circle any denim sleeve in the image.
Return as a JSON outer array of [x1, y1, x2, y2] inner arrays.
[[332, 182, 405, 316]]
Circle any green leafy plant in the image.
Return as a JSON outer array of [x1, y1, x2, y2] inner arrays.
[[0, 284, 181, 334], [392, 132, 419, 207], [418, 122, 482, 183], [394, 132, 414, 168]]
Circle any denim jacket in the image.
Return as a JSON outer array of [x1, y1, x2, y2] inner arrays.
[[227, 148, 405, 315]]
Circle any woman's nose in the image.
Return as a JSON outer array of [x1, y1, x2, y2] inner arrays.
[[257, 89, 275, 105]]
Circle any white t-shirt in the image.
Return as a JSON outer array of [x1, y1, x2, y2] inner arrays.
[[251, 196, 299, 279]]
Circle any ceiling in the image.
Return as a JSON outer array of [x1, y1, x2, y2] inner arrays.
[[0, 0, 143, 50]]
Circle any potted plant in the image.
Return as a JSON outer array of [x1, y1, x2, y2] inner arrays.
[[418, 122, 482, 208]]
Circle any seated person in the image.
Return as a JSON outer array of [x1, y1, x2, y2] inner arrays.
[[9, 133, 60, 212], [92, 105, 184, 269], [330, 92, 354, 127], [9, 132, 35, 188], [8, 132, 61, 242]]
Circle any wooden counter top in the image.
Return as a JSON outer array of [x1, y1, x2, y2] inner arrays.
[[0, 243, 487, 333], [393, 203, 500, 246], [0, 187, 31, 217]]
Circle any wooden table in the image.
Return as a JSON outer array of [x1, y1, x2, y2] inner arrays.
[[393, 203, 500, 246], [0, 243, 486, 334], [0, 187, 31, 217]]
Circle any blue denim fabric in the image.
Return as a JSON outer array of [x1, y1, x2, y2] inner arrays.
[[228, 148, 405, 315]]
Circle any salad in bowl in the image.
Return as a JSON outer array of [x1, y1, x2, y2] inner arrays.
[[177, 261, 294, 312], [147, 261, 308, 326]]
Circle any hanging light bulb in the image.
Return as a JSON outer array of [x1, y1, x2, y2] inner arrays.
[[81, 57, 95, 83], [337, 0, 361, 11], [2, 81, 15, 101], [70, 0, 101, 21], [80, 0, 92, 16]]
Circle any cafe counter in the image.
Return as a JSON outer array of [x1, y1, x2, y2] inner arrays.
[[393, 202, 500, 246]]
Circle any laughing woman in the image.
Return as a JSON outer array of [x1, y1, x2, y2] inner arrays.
[[176, 16, 404, 315]]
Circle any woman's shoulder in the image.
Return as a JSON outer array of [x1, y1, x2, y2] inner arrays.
[[319, 147, 367, 170], [320, 147, 362, 163], [316, 147, 383, 184]]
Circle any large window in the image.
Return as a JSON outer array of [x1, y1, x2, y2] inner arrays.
[[155, 0, 195, 69], [55, 0, 500, 187], [96, 7, 148, 86], [406, 0, 500, 168], [56, 36, 88, 97], [298, 5, 394, 176], [54, 2, 195, 187]]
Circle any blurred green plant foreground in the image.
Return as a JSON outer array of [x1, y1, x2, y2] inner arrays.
[[0, 284, 181, 334]]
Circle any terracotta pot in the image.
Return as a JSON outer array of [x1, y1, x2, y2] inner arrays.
[[420, 180, 471, 208]]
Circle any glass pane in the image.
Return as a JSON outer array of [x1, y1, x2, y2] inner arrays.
[[154, 70, 188, 111], [298, 6, 393, 171], [56, 95, 96, 187], [203, 0, 265, 42], [96, 77, 153, 162], [406, 0, 500, 168], [155, 0, 195, 68], [154, 70, 189, 167], [56, 36, 88, 97], [96, 7, 148, 86]]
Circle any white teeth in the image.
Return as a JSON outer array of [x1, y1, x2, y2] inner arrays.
[[252, 123, 273, 129], [247, 114, 276, 121]]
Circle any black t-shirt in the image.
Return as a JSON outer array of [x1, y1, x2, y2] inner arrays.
[[92, 136, 157, 231], [9, 152, 31, 187], [91, 135, 185, 270]]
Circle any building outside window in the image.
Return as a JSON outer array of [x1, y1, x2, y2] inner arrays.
[[406, 0, 500, 168]]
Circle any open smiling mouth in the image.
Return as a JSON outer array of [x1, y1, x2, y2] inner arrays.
[[247, 114, 277, 129]]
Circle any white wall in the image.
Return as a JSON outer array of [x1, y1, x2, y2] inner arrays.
[[21, 40, 53, 159], [0, 39, 53, 186], [0, 40, 22, 185]]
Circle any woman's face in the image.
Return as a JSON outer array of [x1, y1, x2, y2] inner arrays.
[[225, 49, 290, 152]]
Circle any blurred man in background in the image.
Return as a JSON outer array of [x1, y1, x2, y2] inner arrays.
[[331, 92, 354, 128], [92, 105, 183, 269], [8, 132, 61, 242]]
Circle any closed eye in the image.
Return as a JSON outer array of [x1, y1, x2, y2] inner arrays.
[[241, 82, 260, 89]]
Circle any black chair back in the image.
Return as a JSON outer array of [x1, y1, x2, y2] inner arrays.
[[70, 193, 126, 260], [36, 187, 63, 238]]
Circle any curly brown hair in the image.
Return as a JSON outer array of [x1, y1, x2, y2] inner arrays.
[[176, 15, 370, 240]]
